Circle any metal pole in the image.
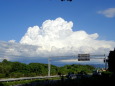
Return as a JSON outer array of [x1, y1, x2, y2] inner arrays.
[[104, 56, 108, 70], [48, 57, 51, 76]]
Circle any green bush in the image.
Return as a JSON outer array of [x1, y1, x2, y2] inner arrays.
[[101, 71, 113, 77], [0, 73, 5, 78], [29, 73, 36, 77], [9, 72, 24, 78]]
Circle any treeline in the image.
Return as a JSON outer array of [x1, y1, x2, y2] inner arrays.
[[0, 59, 95, 78]]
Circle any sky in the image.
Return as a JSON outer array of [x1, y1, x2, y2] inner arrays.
[[0, 0, 115, 65]]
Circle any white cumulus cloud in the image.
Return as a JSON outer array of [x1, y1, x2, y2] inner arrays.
[[8, 40, 16, 43], [98, 8, 115, 18], [0, 17, 115, 64], [20, 17, 115, 56]]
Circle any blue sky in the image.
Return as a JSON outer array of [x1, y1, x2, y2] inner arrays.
[[0, 0, 115, 42], [0, 0, 115, 64]]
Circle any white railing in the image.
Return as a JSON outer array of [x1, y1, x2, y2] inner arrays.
[[0, 75, 59, 82]]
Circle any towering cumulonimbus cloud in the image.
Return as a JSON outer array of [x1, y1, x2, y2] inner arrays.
[[20, 17, 115, 56], [0, 17, 115, 63]]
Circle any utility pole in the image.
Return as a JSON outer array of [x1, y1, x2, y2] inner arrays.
[[104, 55, 108, 70], [48, 57, 51, 77]]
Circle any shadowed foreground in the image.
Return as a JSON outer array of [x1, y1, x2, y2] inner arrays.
[[25, 75, 114, 86], [1, 73, 114, 86]]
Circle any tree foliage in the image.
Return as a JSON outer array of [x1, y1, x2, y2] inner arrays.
[[0, 59, 95, 78]]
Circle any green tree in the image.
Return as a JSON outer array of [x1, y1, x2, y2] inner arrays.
[[11, 62, 27, 72], [28, 63, 44, 75]]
